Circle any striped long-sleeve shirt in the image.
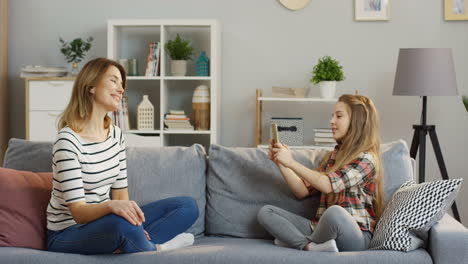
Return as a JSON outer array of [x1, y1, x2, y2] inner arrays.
[[304, 145, 377, 232], [46, 125, 128, 231]]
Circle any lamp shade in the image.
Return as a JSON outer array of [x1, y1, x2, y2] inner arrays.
[[393, 48, 458, 96]]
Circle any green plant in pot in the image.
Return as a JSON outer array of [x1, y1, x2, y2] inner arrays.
[[59, 37, 93, 76], [310, 56, 345, 98], [165, 34, 194, 76]]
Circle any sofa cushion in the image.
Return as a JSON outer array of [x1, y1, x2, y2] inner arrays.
[[0, 167, 52, 250], [3, 139, 207, 237], [3, 139, 53, 172], [369, 179, 463, 252], [206, 140, 414, 238], [206, 144, 326, 238], [125, 145, 207, 236], [380, 140, 414, 203]]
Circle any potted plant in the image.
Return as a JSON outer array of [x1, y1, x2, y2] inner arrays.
[[165, 34, 194, 76], [310, 55, 345, 98], [59, 37, 93, 76]]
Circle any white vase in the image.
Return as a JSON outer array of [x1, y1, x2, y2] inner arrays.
[[318, 81, 337, 99], [137, 95, 154, 130], [171, 60, 187, 76]]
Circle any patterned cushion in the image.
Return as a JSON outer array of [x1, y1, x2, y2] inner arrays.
[[369, 179, 463, 251]]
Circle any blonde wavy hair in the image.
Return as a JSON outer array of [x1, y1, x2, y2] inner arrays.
[[320, 94, 385, 222], [58, 58, 126, 132]]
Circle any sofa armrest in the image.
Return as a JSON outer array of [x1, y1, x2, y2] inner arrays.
[[429, 214, 468, 264]]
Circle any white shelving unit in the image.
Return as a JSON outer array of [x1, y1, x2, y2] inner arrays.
[[255, 89, 337, 150], [108, 19, 220, 148]]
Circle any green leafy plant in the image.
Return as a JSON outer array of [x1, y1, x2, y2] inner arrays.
[[310, 56, 345, 84], [59, 37, 93, 63], [463, 95, 468, 112], [165, 34, 194, 60]]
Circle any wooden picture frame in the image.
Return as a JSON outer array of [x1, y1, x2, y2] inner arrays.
[[445, 0, 468, 20], [355, 0, 389, 21]]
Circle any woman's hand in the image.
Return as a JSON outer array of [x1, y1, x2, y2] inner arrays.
[[107, 200, 145, 226], [144, 230, 151, 240]]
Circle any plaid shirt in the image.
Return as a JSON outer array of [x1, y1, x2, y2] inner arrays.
[[304, 145, 377, 232]]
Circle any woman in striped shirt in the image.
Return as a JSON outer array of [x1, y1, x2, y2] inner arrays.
[[47, 58, 198, 254], [258, 94, 384, 252]]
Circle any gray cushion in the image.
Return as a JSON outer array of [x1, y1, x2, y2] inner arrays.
[[0, 237, 432, 264], [125, 145, 207, 236], [3, 139, 53, 172], [380, 140, 414, 203], [205, 140, 414, 238], [3, 139, 207, 236], [205, 144, 327, 238]]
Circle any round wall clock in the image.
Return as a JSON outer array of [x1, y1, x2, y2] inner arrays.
[[278, 0, 311, 11]]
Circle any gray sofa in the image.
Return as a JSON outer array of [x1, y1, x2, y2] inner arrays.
[[1, 139, 467, 264]]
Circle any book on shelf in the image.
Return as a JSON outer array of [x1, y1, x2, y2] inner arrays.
[[166, 118, 190, 121], [164, 112, 193, 130], [164, 119, 189, 124], [313, 128, 332, 133], [165, 124, 194, 130], [164, 119, 192, 125], [314, 137, 336, 143], [165, 114, 189, 119], [145, 42, 160, 76], [109, 96, 130, 131], [169, 110, 185, 115], [315, 132, 333, 138], [166, 127, 195, 131], [20, 65, 67, 78], [314, 142, 336, 147], [164, 123, 194, 130]]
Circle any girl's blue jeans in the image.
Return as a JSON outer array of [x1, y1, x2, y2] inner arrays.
[[47, 196, 199, 254]]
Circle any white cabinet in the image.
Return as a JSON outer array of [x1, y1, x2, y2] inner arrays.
[[107, 19, 220, 149], [25, 78, 74, 141]]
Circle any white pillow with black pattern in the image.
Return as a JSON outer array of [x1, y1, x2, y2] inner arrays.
[[369, 178, 463, 252]]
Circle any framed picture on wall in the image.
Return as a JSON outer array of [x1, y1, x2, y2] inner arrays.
[[445, 0, 468, 20], [355, 0, 389, 21]]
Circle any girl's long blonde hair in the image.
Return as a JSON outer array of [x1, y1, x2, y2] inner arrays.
[[58, 58, 126, 132], [320, 94, 385, 222]]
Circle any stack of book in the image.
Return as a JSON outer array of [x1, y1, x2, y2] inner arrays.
[[145, 42, 161, 76], [164, 110, 194, 130], [110, 96, 130, 131], [20, 65, 68, 78], [314, 128, 335, 146]]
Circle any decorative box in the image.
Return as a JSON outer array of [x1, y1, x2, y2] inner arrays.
[[270, 117, 303, 146]]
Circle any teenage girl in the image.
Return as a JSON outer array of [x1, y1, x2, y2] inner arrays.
[[258, 94, 384, 252]]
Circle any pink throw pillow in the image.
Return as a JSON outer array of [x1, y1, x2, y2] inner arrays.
[[0, 167, 52, 250]]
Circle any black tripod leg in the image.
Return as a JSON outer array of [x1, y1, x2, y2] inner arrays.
[[410, 127, 420, 159], [428, 129, 462, 223], [418, 128, 426, 184]]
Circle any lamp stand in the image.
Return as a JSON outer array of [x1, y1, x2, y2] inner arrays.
[[409, 96, 461, 223]]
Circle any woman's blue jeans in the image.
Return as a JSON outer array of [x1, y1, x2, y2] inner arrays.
[[47, 196, 199, 254]]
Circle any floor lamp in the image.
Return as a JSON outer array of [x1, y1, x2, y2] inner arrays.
[[393, 48, 461, 223]]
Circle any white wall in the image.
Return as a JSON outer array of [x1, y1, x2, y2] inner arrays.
[[9, 1, 468, 222]]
